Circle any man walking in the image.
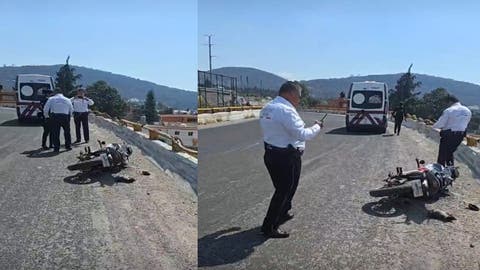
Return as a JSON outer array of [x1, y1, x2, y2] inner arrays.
[[43, 88, 74, 152], [71, 87, 94, 143], [433, 95, 472, 166], [392, 102, 407, 135], [259, 81, 323, 238], [39, 88, 54, 150]]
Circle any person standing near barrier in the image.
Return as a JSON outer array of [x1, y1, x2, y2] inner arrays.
[[39, 88, 54, 150], [71, 87, 94, 143], [392, 102, 407, 135], [43, 88, 74, 152], [433, 95, 471, 166], [259, 81, 323, 238]]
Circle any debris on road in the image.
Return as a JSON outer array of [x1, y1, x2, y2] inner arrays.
[[141, 170, 151, 176], [467, 203, 479, 211], [427, 209, 456, 222]]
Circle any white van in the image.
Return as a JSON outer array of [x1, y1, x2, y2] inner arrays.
[[15, 74, 55, 122], [345, 81, 389, 133]]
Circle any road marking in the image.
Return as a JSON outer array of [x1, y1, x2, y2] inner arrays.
[[223, 142, 261, 154]]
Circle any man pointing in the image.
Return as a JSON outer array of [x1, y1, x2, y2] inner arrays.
[[259, 81, 323, 238]]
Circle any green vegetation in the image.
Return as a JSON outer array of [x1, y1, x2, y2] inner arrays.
[[144, 90, 159, 124], [86, 80, 128, 118], [390, 65, 480, 134], [55, 56, 82, 97]]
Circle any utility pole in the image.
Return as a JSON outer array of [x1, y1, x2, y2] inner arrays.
[[204, 34, 214, 74]]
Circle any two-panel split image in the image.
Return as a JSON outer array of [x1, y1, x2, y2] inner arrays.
[[1, 1, 480, 269]]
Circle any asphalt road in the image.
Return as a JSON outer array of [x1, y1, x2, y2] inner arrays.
[[0, 107, 197, 269], [198, 112, 480, 270]]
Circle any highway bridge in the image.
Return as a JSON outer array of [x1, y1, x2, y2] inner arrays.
[[199, 112, 480, 270], [0, 107, 197, 269]]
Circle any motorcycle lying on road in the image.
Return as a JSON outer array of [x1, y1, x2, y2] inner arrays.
[[369, 159, 459, 199], [67, 140, 133, 172]]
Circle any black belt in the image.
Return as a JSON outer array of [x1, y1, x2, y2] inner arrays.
[[264, 142, 304, 155], [442, 129, 465, 134]]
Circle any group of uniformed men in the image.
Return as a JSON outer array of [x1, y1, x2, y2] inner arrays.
[[39, 87, 94, 153], [259, 81, 471, 238]]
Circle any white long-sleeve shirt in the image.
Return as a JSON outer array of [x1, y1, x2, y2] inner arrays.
[[260, 96, 321, 149], [71, 96, 94, 112], [432, 102, 472, 132], [43, 93, 74, 117]]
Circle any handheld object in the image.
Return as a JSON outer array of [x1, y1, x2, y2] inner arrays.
[[320, 113, 328, 121]]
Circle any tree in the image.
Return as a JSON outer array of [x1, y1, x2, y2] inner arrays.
[[86, 80, 127, 118], [296, 81, 318, 108], [55, 56, 82, 96], [389, 64, 422, 110], [144, 90, 159, 124]]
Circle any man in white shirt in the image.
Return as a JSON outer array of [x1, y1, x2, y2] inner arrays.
[[43, 88, 74, 152], [259, 81, 323, 238], [432, 95, 472, 166], [71, 88, 94, 143]]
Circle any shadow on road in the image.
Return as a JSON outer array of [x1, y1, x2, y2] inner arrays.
[[198, 226, 267, 267], [21, 148, 61, 157], [63, 171, 136, 187], [326, 127, 382, 136], [0, 119, 42, 127], [362, 195, 448, 225]]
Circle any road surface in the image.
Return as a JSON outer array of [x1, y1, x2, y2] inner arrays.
[[199, 112, 480, 270], [0, 107, 197, 269]]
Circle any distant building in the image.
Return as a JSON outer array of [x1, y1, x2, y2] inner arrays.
[[160, 114, 197, 125]]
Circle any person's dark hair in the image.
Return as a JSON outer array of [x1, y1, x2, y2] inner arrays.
[[279, 81, 301, 96], [445, 95, 459, 103]]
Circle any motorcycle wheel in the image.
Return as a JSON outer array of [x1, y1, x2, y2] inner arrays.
[[67, 158, 103, 171], [369, 183, 413, 197]]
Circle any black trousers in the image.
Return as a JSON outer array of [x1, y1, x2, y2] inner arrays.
[[262, 147, 302, 230], [41, 118, 53, 147], [74, 112, 90, 142], [394, 118, 403, 135], [51, 114, 71, 151], [437, 130, 465, 166]]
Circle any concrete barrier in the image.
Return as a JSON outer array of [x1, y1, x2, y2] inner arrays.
[[90, 114, 197, 193], [198, 109, 260, 125]]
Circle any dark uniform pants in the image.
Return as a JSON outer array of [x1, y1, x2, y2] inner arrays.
[[394, 118, 403, 135], [74, 112, 90, 142], [42, 118, 53, 148], [51, 113, 71, 151], [437, 130, 465, 166], [262, 145, 302, 230]]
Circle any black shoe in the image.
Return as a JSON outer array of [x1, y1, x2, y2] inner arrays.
[[53, 149, 60, 153], [42, 145, 49, 150], [65, 147, 72, 151], [74, 140, 81, 143], [278, 213, 294, 225], [261, 228, 289, 238]]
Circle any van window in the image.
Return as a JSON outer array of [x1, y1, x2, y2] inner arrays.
[[351, 90, 383, 109], [19, 83, 51, 101]]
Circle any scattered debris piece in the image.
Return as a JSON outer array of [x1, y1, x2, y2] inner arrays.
[[427, 210, 456, 222], [141, 170, 151, 176], [467, 203, 479, 211], [470, 244, 475, 248], [147, 192, 150, 195]]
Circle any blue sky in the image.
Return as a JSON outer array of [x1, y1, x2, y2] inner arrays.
[[0, 0, 197, 91], [199, 0, 480, 85]]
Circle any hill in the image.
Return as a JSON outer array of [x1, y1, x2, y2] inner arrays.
[[211, 66, 480, 105], [0, 65, 196, 109]]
